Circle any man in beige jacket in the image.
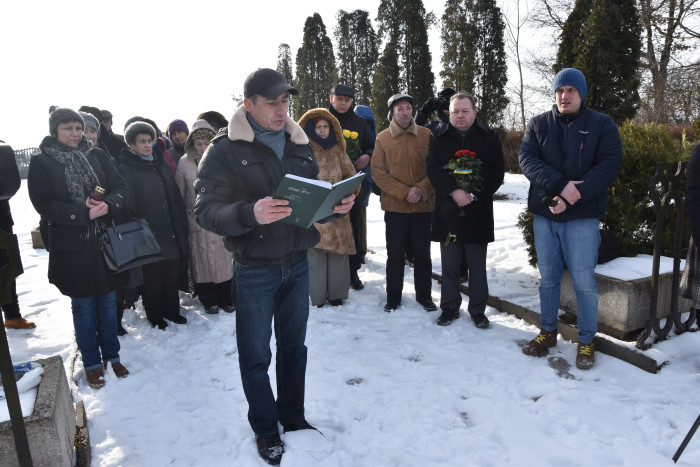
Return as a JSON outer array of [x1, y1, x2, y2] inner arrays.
[[371, 94, 436, 312]]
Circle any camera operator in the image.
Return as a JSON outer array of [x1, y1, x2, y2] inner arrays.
[[0, 141, 35, 329], [415, 87, 457, 131]]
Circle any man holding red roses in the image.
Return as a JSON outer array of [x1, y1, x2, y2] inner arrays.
[[426, 92, 505, 327]]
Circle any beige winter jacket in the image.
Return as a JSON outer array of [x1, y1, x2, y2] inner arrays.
[[298, 108, 357, 255], [371, 118, 435, 213], [175, 120, 233, 284]]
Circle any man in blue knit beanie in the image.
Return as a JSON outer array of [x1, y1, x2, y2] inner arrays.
[[518, 67, 622, 370]]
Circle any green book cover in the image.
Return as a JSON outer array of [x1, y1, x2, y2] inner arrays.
[[273, 172, 366, 229]]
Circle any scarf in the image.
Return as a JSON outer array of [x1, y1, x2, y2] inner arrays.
[[247, 114, 286, 160], [305, 120, 338, 150], [41, 135, 104, 238]]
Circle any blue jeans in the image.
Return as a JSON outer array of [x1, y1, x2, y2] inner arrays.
[[71, 291, 120, 371], [233, 257, 310, 435], [534, 215, 600, 343]]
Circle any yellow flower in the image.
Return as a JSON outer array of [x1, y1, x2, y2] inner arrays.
[[350, 131, 359, 140], [343, 129, 351, 138]]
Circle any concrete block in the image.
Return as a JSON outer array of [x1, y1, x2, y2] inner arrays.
[[31, 227, 45, 250], [561, 270, 692, 340], [0, 355, 75, 466]]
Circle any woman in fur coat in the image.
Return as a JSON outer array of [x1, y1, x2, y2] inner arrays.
[[27, 108, 130, 389], [298, 109, 357, 307], [175, 120, 234, 314]]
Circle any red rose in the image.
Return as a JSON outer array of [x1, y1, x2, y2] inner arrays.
[[455, 150, 470, 158]]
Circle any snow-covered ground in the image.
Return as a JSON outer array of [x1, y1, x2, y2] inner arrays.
[[4, 174, 700, 466]]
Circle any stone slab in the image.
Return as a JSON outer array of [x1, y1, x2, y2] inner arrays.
[[561, 270, 692, 340], [0, 355, 75, 466]]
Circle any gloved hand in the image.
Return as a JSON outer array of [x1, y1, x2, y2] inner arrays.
[[420, 97, 437, 114]]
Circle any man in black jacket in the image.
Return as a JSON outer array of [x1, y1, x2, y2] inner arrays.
[[426, 92, 504, 329], [328, 84, 373, 290], [195, 69, 354, 466]]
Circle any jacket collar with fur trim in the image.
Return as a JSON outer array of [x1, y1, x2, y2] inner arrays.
[[297, 108, 346, 152], [388, 117, 419, 138], [227, 105, 309, 146]]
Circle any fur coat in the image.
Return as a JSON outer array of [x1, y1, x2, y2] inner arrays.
[[298, 108, 357, 255]]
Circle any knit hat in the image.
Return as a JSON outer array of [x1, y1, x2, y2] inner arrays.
[[552, 68, 587, 100], [49, 108, 84, 137], [125, 121, 156, 145], [79, 106, 103, 123], [79, 112, 100, 133], [101, 110, 113, 120], [330, 84, 354, 98], [244, 68, 298, 99], [166, 119, 189, 138]]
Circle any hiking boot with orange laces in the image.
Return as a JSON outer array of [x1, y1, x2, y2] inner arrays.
[[576, 342, 595, 370], [522, 329, 557, 356]]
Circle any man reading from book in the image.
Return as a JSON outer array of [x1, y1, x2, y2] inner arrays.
[[194, 68, 354, 466]]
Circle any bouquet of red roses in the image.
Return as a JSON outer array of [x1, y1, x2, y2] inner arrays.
[[442, 149, 483, 245], [444, 149, 483, 196]]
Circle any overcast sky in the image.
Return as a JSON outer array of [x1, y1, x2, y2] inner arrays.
[[0, 0, 545, 149]]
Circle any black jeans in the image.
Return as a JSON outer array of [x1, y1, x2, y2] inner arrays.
[[384, 211, 432, 304], [348, 203, 367, 272]]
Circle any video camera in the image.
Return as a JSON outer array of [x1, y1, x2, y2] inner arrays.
[[435, 87, 457, 112]]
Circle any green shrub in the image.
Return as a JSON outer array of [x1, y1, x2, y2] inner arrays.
[[692, 117, 700, 142], [516, 121, 694, 266]]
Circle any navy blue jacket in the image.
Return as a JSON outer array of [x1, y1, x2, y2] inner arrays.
[[519, 105, 621, 221]]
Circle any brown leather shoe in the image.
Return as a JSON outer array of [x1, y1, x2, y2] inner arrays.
[[576, 342, 595, 370], [86, 368, 105, 389], [111, 362, 130, 378], [522, 329, 557, 356], [4, 317, 36, 329]]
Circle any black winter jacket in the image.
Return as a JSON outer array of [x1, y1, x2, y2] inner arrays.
[[28, 138, 127, 297], [118, 147, 187, 261], [328, 106, 374, 158], [519, 105, 622, 221], [426, 121, 505, 244], [194, 106, 322, 267]]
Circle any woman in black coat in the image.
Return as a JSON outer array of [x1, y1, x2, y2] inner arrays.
[[119, 121, 188, 329], [27, 108, 130, 389]]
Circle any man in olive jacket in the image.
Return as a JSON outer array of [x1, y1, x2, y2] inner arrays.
[[194, 68, 354, 466], [426, 92, 504, 329], [371, 93, 436, 313]]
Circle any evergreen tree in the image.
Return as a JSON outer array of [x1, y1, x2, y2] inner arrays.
[[555, 0, 642, 123], [276, 43, 296, 118], [295, 13, 337, 119], [334, 10, 379, 106], [371, 39, 401, 132], [373, 0, 435, 132], [439, 0, 509, 128]]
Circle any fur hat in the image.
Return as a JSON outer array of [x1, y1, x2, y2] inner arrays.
[[125, 121, 156, 145], [49, 108, 84, 137], [197, 111, 228, 130], [79, 112, 100, 133], [166, 119, 189, 138], [552, 68, 587, 100]]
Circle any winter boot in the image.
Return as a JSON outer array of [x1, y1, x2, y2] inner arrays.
[[522, 329, 557, 356]]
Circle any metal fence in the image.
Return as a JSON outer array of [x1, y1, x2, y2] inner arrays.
[[637, 160, 694, 349], [13, 147, 39, 179]]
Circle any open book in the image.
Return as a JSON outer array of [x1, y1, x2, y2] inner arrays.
[[273, 172, 365, 229]]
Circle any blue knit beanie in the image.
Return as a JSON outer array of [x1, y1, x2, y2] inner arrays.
[[552, 68, 587, 100]]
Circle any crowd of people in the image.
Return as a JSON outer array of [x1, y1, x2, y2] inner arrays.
[[7, 65, 673, 465]]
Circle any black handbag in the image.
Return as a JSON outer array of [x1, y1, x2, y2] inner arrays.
[[100, 218, 163, 272]]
